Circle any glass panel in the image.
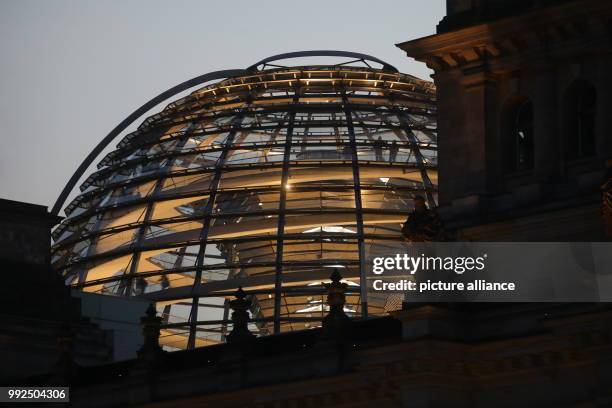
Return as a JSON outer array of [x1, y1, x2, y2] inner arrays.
[[89, 227, 140, 255], [150, 196, 209, 220], [213, 190, 280, 214], [361, 188, 414, 211], [159, 173, 214, 196], [100, 180, 156, 206], [218, 168, 282, 190], [96, 204, 147, 231], [53, 65, 438, 349], [83, 254, 133, 282]]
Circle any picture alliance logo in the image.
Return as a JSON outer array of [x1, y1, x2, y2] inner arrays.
[[372, 253, 488, 275]]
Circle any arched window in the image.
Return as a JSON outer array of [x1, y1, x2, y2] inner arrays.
[[502, 97, 534, 173], [564, 80, 597, 159]]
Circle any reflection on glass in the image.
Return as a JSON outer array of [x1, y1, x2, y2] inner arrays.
[[52, 63, 437, 350]]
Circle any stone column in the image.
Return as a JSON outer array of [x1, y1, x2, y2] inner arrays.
[[596, 55, 612, 159], [534, 67, 559, 183], [433, 70, 467, 208], [446, 66, 501, 214]]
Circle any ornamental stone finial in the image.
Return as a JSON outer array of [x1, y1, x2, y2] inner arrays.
[[136, 303, 164, 368], [321, 269, 351, 341], [226, 287, 255, 344]]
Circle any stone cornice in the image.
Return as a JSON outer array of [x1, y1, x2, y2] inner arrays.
[[396, 0, 612, 73], [131, 330, 612, 408]]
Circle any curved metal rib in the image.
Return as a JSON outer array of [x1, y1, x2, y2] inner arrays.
[[51, 69, 247, 216], [52, 51, 398, 217], [247, 50, 398, 73]]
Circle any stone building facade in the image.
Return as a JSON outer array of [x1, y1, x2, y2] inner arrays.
[[15, 282, 612, 408], [397, 0, 612, 240], [0, 198, 113, 382]]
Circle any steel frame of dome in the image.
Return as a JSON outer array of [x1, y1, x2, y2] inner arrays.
[[51, 51, 437, 350]]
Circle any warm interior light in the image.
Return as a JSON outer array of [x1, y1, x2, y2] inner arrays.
[[302, 226, 356, 234], [53, 62, 437, 348]]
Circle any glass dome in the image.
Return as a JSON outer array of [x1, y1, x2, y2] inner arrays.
[[52, 54, 437, 350]]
